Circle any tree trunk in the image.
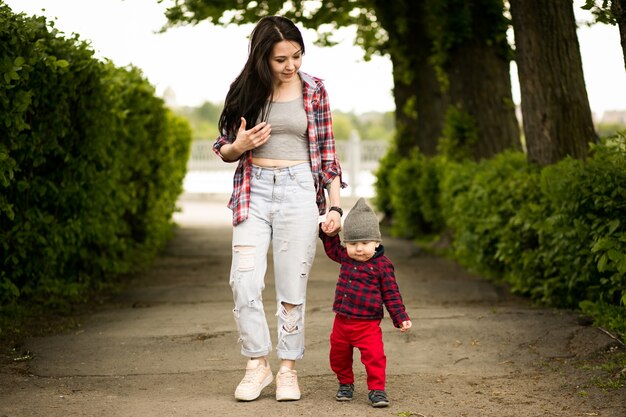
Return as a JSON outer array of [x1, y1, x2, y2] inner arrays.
[[373, 0, 447, 156], [510, 0, 596, 166], [612, 0, 626, 70], [447, 39, 521, 160], [420, 0, 521, 161]]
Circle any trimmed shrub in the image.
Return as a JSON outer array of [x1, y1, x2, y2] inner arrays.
[[388, 150, 429, 238], [0, 6, 191, 311], [441, 151, 539, 279], [377, 136, 626, 340], [373, 144, 400, 220]]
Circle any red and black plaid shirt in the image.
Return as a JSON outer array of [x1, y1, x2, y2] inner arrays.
[[320, 230, 410, 328], [213, 72, 344, 225]]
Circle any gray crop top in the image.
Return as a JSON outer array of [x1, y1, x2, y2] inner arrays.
[[252, 97, 309, 161]]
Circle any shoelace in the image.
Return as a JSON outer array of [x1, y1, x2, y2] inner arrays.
[[370, 391, 387, 402], [241, 365, 266, 384], [278, 370, 297, 386]]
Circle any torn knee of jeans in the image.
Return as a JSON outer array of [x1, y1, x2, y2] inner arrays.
[[279, 303, 302, 334], [234, 245, 255, 272]]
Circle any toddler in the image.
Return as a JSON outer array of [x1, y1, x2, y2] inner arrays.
[[320, 197, 412, 407]]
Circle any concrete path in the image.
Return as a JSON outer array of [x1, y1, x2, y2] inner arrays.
[[1, 194, 624, 416]]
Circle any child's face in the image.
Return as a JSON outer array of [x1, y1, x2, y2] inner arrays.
[[345, 241, 379, 262]]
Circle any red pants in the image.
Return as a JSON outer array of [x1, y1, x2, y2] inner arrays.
[[329, 315, 386, 390]]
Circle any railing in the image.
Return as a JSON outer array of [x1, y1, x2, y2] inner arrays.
[[187, 132, 389, 196]]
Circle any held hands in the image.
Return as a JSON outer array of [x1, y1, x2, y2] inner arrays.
[[235, 117, 271, 152], [322, 210, 341, 236], [399, 320, 412, 333]]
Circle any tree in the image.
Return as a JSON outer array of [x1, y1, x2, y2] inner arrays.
[[613, 0, 626, 69], [510, 0, 597, 165], [370, 0, 448, 156], [159, 0, 520, 160], [428, 0, 521, 160], [583, 0, 626, 70]]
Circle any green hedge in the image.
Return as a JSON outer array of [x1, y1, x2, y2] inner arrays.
[[0, 5, 191, 312], [375, 136, 626, 340]]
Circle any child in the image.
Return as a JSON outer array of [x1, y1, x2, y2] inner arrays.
[[319, 197, 412, 408]]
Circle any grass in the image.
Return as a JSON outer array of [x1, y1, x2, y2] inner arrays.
[[580, 347, 626, 390]]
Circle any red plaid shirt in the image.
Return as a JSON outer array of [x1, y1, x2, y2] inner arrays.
[[213, 72, 344, 225], [320, 230, 410, 328]]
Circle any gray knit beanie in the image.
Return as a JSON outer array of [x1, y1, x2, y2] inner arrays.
[[343, 198, 381, 242]]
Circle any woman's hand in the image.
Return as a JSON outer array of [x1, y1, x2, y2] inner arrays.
[[235, 117, 272, 153], [218, 117, 271, 162], [322, 210, 341, 236]]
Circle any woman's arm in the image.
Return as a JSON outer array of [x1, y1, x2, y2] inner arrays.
[[322, 176, 342, 235]]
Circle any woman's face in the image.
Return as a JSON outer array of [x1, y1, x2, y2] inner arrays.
[[268, 40, 302, 85]]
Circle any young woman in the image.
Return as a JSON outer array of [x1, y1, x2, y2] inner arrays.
[[213, 15, 344, 402]]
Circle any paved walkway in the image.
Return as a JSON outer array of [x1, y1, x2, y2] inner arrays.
[[1, 194, 624, 416]]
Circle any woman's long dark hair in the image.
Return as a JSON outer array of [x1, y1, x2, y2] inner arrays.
[[218, 16, 305, 137]]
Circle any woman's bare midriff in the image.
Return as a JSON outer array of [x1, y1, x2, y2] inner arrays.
[[252, 157, 309, 168]]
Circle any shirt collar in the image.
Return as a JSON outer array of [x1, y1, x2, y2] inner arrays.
[[373, 243, 385, 259]]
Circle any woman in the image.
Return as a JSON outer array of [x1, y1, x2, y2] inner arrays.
[[213, 15, 344, 402]]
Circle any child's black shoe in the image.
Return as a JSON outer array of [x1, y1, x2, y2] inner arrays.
[[368, 390, 389, 407], [335, 384, 354, 401]]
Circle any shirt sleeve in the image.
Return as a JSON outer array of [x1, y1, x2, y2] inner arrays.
[[315, 84, 345, 189], [379, 259, 410, 327], [212, 132, 239, 162], [319, 226, 346, 264]]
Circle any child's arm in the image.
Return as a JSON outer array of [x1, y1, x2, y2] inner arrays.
[[318, 224, 346, 264], [379, 260, 411, 329]]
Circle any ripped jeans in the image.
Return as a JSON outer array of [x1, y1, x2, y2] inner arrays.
[[230, 163, 319, 361]]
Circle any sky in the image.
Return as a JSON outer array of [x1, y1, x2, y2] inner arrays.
[[5, 0, 626, 118]]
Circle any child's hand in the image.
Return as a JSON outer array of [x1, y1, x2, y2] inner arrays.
[[399, 320, 412, 333]]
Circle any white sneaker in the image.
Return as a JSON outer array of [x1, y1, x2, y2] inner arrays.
[[275, 366, 301, 401], [234, 359, 273, 401]]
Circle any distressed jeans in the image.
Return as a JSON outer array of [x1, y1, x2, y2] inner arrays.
[[230, 163, 319, 360]]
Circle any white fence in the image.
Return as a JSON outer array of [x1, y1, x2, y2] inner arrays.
[[185, 132, 388, 197]]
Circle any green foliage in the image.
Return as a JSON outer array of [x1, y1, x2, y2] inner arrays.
[[373, 144, 400, 218], [383, 150, 444, 238], [334, 110, 395, 141], [356, 111, 395, 141], [580, 301, 626, 345], [330, 111, 353, 141], [388, 150, 429, 238], [174, 101, 222, 140], [582, 0, 618, 25], [442, 151, 539, 279], [437, 105, 480, 161], [0, 6, 191, 312], [377, 137, 626, 341], [425, 0, 512, 88], [159, 0, 386, 59], [596, 123, 626, 139], [416, 156, 446, 232]]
